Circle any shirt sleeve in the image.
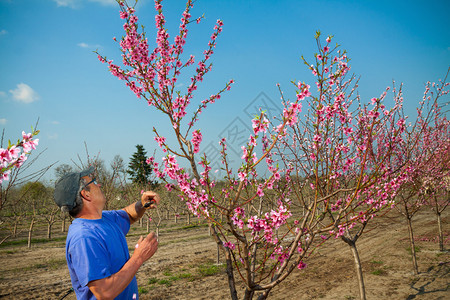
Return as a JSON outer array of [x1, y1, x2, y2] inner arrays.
[[68, 236, 112, 287], [103, 210, 130, 236]]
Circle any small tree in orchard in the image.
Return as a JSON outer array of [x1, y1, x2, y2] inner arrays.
[[1, 129, 39, 211], [419, 98, 450, 252], [0, 129, 41, 245], [392, 73, 450, 274], [268, 35, 408, 300], [98, 1, 418, 299], [20, 181, 49, 248]]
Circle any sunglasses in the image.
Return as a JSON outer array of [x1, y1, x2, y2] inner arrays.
[[84, 177, 98, 188]]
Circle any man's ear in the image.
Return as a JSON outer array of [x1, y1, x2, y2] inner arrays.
[[80, 189, 91, 201]]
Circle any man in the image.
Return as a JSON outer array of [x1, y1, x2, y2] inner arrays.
[[53, 166, 159, 299]]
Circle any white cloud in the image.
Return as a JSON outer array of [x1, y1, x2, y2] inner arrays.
[[53, 0, 80, 9], [51, 121, 60, 125], [78, 42, 101, 49], [0, 91, 6, 98], [0, 29, 7, 36], [88, 0, 116, 6], [9, 83, 39, 104], [53, 0, 116, 8], [0, 118, 7, 125]]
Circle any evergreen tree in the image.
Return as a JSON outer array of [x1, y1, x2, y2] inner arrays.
[[127, 145, 153, 186]]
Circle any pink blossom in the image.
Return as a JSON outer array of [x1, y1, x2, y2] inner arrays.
[[120, 11, 129, 19], [22, 139, 39, 153], [297, 261, 307, 270], [223, 241, 236, 250], [0, 170, 10, 183], [154, 136, 166, 148], [238, 171, 247, 182], [191, 130, 203, 153], [146, 157, 155, 165], [257, 186, 264, 197]]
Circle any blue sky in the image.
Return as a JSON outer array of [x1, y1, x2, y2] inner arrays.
[[1, 0, 449, 184]]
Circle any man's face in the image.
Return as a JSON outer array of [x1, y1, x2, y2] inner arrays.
[[82, 175, 106, 207]]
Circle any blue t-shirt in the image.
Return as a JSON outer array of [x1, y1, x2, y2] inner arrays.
[[66, 210, 138, 299]]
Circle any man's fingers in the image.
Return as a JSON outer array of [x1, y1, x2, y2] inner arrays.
[[142, 191, 160, 207], [135, 235, 144, 248]]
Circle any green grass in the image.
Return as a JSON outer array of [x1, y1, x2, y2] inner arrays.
[[168, 275, 181, 281], [181, 224, 208, 230], [177, 273, 192, 279], [371, 269, 387, 276], [157, 279, 172, 286], [146, 271, 194, 289], [406, 246, 421, 255], [138, 287, 148, 294], [197, 262, 224, 277], [2, 249, 19, 254], [148, 277, 158, 284], [10, 257, 67, 273], [0, 236, 66, 248], [370, 260, 384, 265]]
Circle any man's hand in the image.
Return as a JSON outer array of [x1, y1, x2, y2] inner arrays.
[[141, 191, 160, 209], [133, 232, 158, 264]]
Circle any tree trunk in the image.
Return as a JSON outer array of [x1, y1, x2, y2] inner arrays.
[[225, 249, 238, 300], [217, 244, 220, 265], [342, 236, 366, 300], [349, 241, 366, 300], [61, 216, 66, 233], [257, 289, 271, 300], [406, 216, 419, 274], [434, 196, 444, 252], [208, 223, 238, 300], [47, 223, 52, 239], [28, 218, 35, 249], [244, 289, 254, 300], [437, 212, 444, 252], [13, 221, 18, 237], [187, 213, 190, 225]]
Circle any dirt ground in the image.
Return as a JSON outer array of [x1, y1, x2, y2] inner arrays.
[[0, 208, 448, 300]]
